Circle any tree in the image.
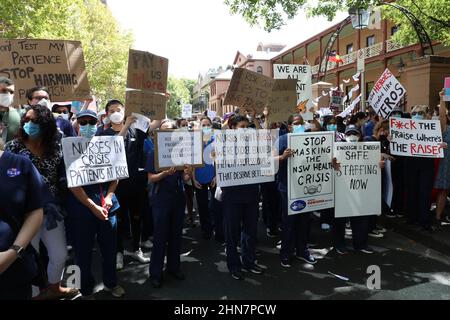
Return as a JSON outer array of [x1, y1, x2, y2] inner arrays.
[[224, 0, 450, 45], [166, 76, 192, 119], [0, 0, 134, 104]]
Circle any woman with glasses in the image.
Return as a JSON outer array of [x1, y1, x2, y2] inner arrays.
[[5, 104, 79, 299]]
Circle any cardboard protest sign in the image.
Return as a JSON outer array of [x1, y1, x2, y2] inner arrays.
[[0, 39, 91, 104], [125, 90, 167, 119], [214, 129, 276, 187], [368, 68, 405, 118], [181, 104, 192, 118], [266, 79, 297, 123], [154, 130, 203, 171], [126, 49, 168, 93], [389, 117, 444, 158], [444, 77, 450, 102], [331, 90, 344, 109], [334, 142, 381, 218], [223, 68, 275, 114], [273, 64, 314, 119], [287, 132, 334, 215], [62, 136, 129, 188]]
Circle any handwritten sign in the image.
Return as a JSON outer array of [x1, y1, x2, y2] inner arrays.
[[273, 64, 314, 119], [368, 68, 405, 118], [389, 118, 444, 158], [214, 129, 276, 187], [223, 68, 275, 114], [154, 130, 203, 171], [0, 39, 91, 104], [126, 49, 168, 93], [125, 90, 167, 120], [287, 132, 334, 215], [334, 142, 381, 218], [181, 104, 192, 118], [267, 79, 297, 123], [444, 77, 450, 102], [62, 136, 129, 188]]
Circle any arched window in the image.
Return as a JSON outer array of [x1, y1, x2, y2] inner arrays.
[[256, 66, 263, 74]]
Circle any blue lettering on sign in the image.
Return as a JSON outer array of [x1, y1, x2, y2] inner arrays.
[[7, 168, 21, 177], [290, 200, 307, 212]]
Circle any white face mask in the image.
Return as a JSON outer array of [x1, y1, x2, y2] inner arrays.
[[38, 98, 52, 110], [346, 135, 359, 143], [110, 111, 124, 124], [0, 93, 13, 108], [102, 117, 111, 125], [60, 113, 69, 121]]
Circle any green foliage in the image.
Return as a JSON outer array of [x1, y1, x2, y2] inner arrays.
[[0, 0, 134, 104], [166, 76, 194, 119]]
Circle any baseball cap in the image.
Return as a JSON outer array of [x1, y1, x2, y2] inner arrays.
[[77, 109, 98, 120], [345, 124, 361, 135]]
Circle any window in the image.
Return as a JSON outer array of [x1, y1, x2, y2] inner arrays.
[[346, 43, 353, 54], [366, 35, 375, 47], [256, 66, 263, 74], [366, 82, 374, 95], [391, 26, 399, 36]]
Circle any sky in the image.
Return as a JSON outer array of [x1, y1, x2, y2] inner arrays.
[[107, 0, 348, 80]]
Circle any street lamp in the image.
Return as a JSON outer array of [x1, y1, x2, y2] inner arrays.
[[348, 7, 371, 30]]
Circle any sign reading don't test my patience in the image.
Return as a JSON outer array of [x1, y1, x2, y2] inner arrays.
[[62, 136, 129, 188]]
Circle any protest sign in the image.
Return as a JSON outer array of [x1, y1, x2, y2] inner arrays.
[[331, 90, 344, 109], [126, 49, 169, 93], [273, 64, 314, 120], [389, 117, 444, 158], [70, 101, 83, 114], [62, 136, 129, 188], [334, 142, 381, 218], [0, 39, 91, 104], [154, 130, 203, 170], [223, 68, 275, 113], [125, 90, 167, 120], [368, 68, 406, 118], [181, 104, 192, 118], [444, 77, 450, 102], [214, 129, 276, 187], [207, 110, 217, 119], [267, 79, 297, 123], [287, 132, 334, 215], [338, 94, 361, 118], [130, 112, 150, 133]]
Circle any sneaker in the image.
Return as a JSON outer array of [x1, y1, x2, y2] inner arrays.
[[242, 264, 263, 274], [375, 225, 387, 233], [386, 211, 397, 218], [296, 251, 317, 265], [276, 240, 282, 250], [321, 223, 331, 231], [336, 247, 349, 255], [281, 259, 291, 268], [359, 247, 375, 254], [140, 240, 153, 249], [344, 234, 352, 239], [266, 228, 278, 238], [116, 252, 124, 270], [131, 249, 150, 264], [443, 216, 450, 223], [368, 230, 384, 238], [104, 285, 125, 298], [231, 271, 244, 280]]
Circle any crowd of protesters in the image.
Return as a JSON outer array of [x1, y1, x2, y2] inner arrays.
[[0, 75, 448, 299]]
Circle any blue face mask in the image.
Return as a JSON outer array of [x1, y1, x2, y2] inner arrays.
[[412, 115, 424, 120], [23, 121, 40, 138], [292, 125, 305, 133], [327, 124, 337, 131], [79, 124, 97, 139], [202, 126, 212, 135]]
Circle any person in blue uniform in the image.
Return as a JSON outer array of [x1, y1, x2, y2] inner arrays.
[[221, 115, 263, 280], [146, 120, 193, 288], [65, 110, 125, 298]]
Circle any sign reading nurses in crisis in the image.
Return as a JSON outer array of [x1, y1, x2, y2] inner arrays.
[[389, 117, 444, 158], [214, 129, 276, 187], [334, 142, 381, 218], [127, 49, 169, 93], [368, 68, 405, 118], [287, 132, 334, 215], [223, 68, 275, 114], [62, 136, 129, 188], [0, 39, 91, 104], [273, 64, 314, 118]]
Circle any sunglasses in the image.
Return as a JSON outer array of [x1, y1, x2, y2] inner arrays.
[[79, 119, 97, 126], [411, 111, 424, 116]]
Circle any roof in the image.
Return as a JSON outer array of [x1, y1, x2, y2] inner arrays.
[[214, 69, 233, 81]]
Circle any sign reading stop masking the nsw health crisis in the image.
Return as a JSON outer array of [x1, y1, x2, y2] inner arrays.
[[334, 142, 381, 218], [389, 118, 444, 158], [287, 132, 334, 215]]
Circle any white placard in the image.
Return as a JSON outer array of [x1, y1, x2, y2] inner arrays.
[[154, 130, 203, 170], [287, 132, 335, 215], [130, 112, 150, 133], [214, 129, 276, 187], [368, 68, 406, 118], [207, 110, 217, 119], [62, 136, 129, 188], [273, 64, 313, 119], [389, 118, 444, 158], [181, 104, 192, 118], [334, 142, 381, 218]]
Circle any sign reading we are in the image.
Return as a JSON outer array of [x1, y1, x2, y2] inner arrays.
[[0, 39, 91, 104]]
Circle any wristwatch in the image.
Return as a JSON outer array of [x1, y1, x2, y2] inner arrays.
[[9, 245, 24, 258]]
